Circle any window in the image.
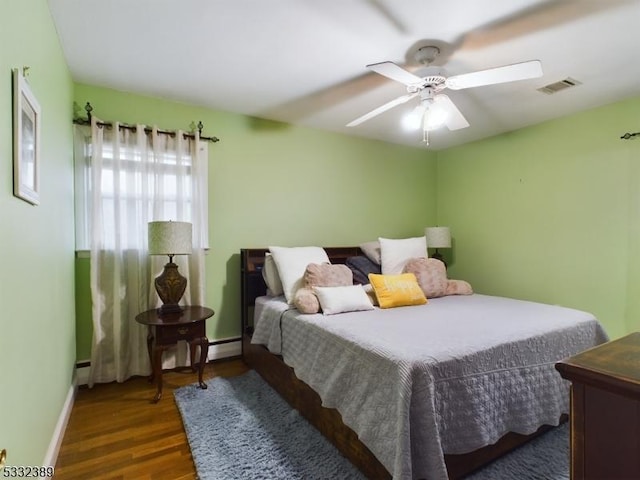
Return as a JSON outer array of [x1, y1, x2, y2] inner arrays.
[[73, 124, 208, 252]]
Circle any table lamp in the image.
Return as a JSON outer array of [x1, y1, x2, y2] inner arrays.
[[425, 226, 451, 267], [148, 221, 192, 313]]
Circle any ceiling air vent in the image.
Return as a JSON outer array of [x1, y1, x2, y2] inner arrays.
[[537, 77, 582, 95]]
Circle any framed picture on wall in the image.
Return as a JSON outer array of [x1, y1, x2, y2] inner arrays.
[[12, 68, 41, 205]]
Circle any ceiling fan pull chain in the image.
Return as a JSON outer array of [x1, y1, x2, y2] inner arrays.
[[422, 129, 430, 146], [422, 108, 430, 146]]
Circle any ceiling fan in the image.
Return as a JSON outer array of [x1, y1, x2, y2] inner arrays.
[[346, 46, 543, 144]]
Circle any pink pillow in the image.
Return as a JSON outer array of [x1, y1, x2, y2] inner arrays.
[[404, 258, 473, 298], [446, 279, 473, 296], [293, 287, 320, 314], [403, 257, 448, 298], [303, 263, 353, 287]]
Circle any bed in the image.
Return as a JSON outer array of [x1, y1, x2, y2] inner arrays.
[[240, 247, 608, 479]]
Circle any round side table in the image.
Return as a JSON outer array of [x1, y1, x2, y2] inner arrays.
[[135, 306, 214, 403]]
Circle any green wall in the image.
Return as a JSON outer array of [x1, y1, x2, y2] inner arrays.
[[437, 96, 640, 339], [0, 0, 75, 467], [73, 83, 437, 359]]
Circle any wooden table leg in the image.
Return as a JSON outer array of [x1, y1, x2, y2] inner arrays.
[[151, 343, 165, 403], [146, 327, 154, 382], [198, 336, 209, 389], [189, 338, 197, 373]]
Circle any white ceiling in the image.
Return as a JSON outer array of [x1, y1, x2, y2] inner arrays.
[[49, 0, 640, 150]]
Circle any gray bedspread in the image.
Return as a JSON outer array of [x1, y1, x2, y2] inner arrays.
[[251, 294, 608, 480]]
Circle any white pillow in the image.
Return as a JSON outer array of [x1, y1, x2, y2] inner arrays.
[[378, 236, 428, 274], [268, 246, 330, 303], [362, 283, 379, 306], [261, 253, 283, 296], [313, 285, 374, 315], [359, 240, 381, 265]]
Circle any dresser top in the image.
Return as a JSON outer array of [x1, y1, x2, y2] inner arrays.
[[556, 332, 640, 395]]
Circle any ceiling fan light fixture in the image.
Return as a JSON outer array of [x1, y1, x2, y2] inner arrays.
[[422, 99, 447, 131], [402, 104, 426, 130], [403, 99, 447, 132], [423, 109, 447, 131], [348, 48, 541, 143]]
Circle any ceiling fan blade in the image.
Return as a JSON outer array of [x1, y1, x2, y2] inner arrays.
[[346, 92, 419, 127], [445, 60, 542, 90], [433, 95, 469, 131], [367, 61, 425, 87], [462, 1, 621, 50]]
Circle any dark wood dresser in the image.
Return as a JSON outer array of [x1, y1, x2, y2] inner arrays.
[[555, 332, 640, 479]]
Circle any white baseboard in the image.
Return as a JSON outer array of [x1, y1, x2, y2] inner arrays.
[[75, 363, 90, 386], [208, 339, 242, 361], [42, 382, 76, 479], [74, 338, 241, 386]]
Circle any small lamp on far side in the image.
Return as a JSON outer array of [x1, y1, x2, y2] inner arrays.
[[148, 221, 192, 314], [425, 226, 451, 267]]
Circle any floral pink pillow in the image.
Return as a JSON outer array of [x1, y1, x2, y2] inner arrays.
[[404, 258, 448, 298], [446, 279, 473, 296], [403, 258, 473, 298], [303, 263, 352, 287], [294, 288, 320, 314]]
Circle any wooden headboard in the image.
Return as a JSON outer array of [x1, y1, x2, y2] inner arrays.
[[240, 247, 362, 336]]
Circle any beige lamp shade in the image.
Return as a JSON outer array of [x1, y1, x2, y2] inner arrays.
[[148, 221, 193, 256], [425, 226, 451, 249]]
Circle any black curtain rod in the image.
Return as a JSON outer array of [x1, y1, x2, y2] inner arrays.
[[620, 132, 640, 140], [73, 102, 220, 143]]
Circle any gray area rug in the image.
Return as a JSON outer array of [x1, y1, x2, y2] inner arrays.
[[466, 422, 569, 480], [174, 370, 569, 480]]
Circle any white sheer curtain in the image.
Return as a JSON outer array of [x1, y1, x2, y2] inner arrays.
[[83, 117, 207, 386]]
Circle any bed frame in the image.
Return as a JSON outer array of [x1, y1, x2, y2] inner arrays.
[[240, 247, 562, 479]]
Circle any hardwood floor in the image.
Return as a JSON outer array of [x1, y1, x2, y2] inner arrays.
[[55, 358, 249, 480]]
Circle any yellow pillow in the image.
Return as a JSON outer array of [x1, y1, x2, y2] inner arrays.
[[368, 273, 428, 309]]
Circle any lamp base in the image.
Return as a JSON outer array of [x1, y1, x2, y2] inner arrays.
[[154, 259, 187, 313], [157, 303, 184, 315], [431, 249, 447, 268]]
